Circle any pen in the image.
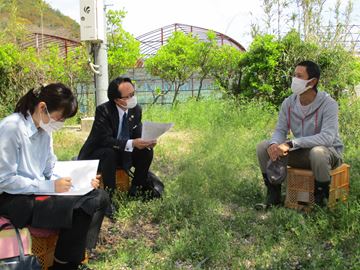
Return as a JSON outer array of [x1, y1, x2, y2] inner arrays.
[[52, 173, 62, 179]]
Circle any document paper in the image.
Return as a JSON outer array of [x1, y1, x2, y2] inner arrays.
[[36, 160, 99, 196], [141, 121, 174, 140]]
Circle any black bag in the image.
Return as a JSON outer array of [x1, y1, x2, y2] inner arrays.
[[136, 171, 164, 200], [0, 223, 41, 270], [128, 169, 165, 199], [146, 171, 165, 199]]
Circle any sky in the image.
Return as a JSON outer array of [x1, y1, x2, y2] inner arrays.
[[47, 0, 360, 49]]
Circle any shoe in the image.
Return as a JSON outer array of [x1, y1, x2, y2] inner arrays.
[[254, 203, 267, 211], [314, 180, 330, 207], [254, 176, 281, 210]]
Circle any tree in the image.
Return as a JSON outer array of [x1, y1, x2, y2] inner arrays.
[[209, 44, 243, 94], [231, 30, 360, 105], [145, 31, 198, 105], [318, 45, 360, 99], [257, 0, 355, 49], [192, 31, 217, 100], [36, 0, 46, 49], [239, 34, 284, 104], [106, 9, 141, 80], [0, 40, 93, 118], [261, 0, 290, 38]]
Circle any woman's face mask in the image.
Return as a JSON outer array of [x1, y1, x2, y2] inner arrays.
[[39, 105, 64, 134], [291, 77, 313, 95]]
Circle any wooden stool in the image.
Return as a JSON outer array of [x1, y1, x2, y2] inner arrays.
[[100, 169, 130, 192], [116, 169, 130, 191], [285, 163, 350, 211]]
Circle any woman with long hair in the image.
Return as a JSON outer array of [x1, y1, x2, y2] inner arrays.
[[0, 83, 109, 270]]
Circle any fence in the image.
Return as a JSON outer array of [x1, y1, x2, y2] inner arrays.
[[122, 67, 220, 105], [74, 67, 220, 115]]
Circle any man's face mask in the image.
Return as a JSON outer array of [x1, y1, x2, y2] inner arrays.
[[124, 96, 137, 109], [291, 77, 313, 95], [39, 105, 64, 134]]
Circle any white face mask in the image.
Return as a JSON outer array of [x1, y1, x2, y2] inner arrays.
[[291, 77, 313, 95], [124, 96, 137, 109], [39, 106, 64, 134]]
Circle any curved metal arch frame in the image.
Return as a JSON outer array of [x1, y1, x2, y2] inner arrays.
[[136, 23, 246, 58]]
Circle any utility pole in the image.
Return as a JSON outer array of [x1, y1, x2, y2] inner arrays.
[[80, 0, 108, 106], [93, 4, 108, 106]]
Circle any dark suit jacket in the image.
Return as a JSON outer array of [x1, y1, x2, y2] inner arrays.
[[78, 101, 142, 160]]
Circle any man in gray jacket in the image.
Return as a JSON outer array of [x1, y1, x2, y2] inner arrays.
[[256, 60, 343, 207]]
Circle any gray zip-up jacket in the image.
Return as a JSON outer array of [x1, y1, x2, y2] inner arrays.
[[270, 91, 344, 154]]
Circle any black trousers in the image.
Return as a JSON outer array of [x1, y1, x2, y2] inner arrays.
[[85, 147, 154, 196], [0, 189, 109, 263]]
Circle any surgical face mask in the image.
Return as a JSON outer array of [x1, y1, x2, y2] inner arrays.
[[39, 106, 64, 134], [291, 77, 313, 95], [124, 96, 137, 109]]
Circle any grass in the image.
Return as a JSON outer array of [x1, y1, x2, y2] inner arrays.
[[52, 129, 87, 161], [53, 97, 360, 269]]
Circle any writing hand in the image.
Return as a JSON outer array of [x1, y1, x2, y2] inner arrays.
[[55, 177, 72, 193]]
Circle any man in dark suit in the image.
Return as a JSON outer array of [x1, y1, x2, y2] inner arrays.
[[78, 77, 156, 216]]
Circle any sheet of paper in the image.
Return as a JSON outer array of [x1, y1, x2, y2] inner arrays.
[[35, 160, 99, 196], [141, 121, 174, 140]]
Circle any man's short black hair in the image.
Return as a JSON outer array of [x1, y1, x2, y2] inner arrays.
[[296, 60, 321, 89], [107, 77, 133, 101]]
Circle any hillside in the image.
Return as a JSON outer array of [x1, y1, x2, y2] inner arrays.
[[0, 0, 79, 40]]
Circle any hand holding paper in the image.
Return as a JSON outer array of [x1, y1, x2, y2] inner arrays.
[[91, 175, 101, 189], [133, 138, 157, 150], [141, 121, 174, 141]]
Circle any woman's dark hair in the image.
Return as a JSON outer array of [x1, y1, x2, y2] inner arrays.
[[15, 83, 78, 119], [296, 60, 321, 90], [107, 77, 133, 101]]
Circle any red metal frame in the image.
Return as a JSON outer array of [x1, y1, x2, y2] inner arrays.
[[21, 32, 81, 58]]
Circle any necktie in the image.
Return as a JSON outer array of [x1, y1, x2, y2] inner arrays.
[[118, 112, 129, 140]]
